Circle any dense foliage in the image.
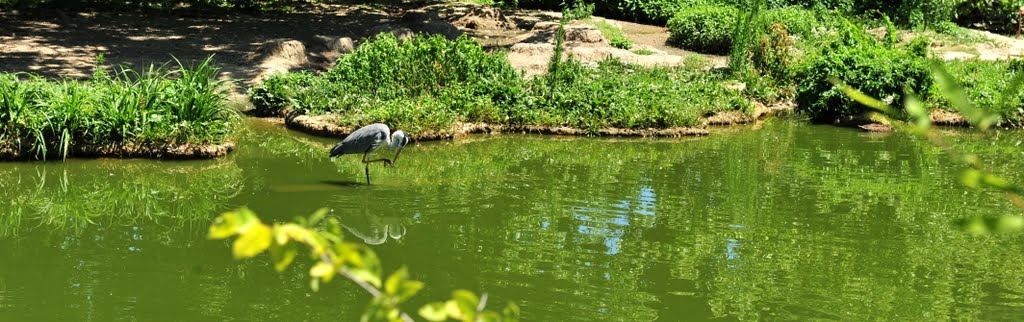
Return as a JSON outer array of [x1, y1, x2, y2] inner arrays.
[[250, 34, 749, 134], [515, 0, 961, 30], [793, 23, 932, 120], [666, 5, 739, 54], [929, 59, 1024, 125], [0, 56, 236, 160]]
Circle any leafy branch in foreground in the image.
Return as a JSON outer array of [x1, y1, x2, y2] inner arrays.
[[829, 60, 1024, 234], [208, 208, 519, 322]]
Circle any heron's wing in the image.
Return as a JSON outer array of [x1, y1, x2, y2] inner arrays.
[[331, 123, 390, 156]]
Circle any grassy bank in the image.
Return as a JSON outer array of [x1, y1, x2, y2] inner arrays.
[[249, 33, 750, 137], [0, 57, 238, 160], [654, 0, 1023, 128]]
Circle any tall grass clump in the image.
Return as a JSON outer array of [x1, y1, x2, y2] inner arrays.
[[524, 58, 749, 130], [0, 56, 236, 160]]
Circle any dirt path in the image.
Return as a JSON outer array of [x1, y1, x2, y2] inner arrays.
[[0, 5, 406, 95], [931, 29, 1024, 60], [0, 3, 706, 90], [616, 20, 727, 67]]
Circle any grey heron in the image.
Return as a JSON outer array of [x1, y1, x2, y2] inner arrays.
[[329, 123, 410, 185]]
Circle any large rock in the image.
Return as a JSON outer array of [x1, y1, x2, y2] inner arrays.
[[309, 36, 355, 65], [401, 10, 463, 40], [313, 35, 355, 54], [248, 39, 307, 65], [564, 26, 606, 45], [450, 6, 517, 31], [368, 24, 415, 40]]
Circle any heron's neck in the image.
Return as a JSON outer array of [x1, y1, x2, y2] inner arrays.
[[388, 134, 401, 149]]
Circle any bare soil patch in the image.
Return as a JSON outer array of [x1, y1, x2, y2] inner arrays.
[[927, 29, 1024, 61], [0, 2, 706, 85]]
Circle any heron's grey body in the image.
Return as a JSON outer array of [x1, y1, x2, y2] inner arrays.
[[330, 123, 391, 157], [329, 123, 409, 184]]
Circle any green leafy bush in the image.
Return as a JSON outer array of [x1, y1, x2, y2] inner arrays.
[[794, 23, 932, 120], [929, 59, 1024, 125], [610, 36, 634, 49], [668, 5, 844, 55], [324, 33, 524, 105], [667, 4, 739, 54]]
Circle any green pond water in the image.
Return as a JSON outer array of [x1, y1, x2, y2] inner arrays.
[[2, 119, 1024, 321]]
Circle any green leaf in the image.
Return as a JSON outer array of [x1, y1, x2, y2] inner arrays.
[[419, 302, 449, 322], [478, 311, 502, 322], [326, 217, 344, 237], [269, 241, 298, 272], [930, 61, 1001, 129], [385, 267, 408, 296], [827, 76, 896, 115], [445, 300, 465, 320], [398, 280, 425, 303], [208, 207, 257, 239], [903, 91, 930, 129], [962, 168, 1021, 194], [348, 267, 382, 289], [310, 261, 336, 283], [383, 267, 423, 302], [308, 207, 329, 226], [503, 302, 520, 322], [232, 222, 272, 259], [450, 289, 479, 320], [275, 223, 311, 245]]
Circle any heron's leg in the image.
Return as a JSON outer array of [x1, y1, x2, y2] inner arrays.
[[361, 150, 392, 165], [364, 157, 395, 168], [362, 152, 373, 185]]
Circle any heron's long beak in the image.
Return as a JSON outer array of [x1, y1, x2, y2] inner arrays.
[[391, 148, 403, 164]]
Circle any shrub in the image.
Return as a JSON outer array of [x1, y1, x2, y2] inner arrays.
[[668, 5, 844, 55], [563, 1, 595, 20], [794, 22, 932, 120], [929, 59, 1024, 125], [610, 36, 634, 49], [751, 23, 794, 81], [667, 4, 739, 54], [324, 33, 524, 104], [761, 5, 823, 41]]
